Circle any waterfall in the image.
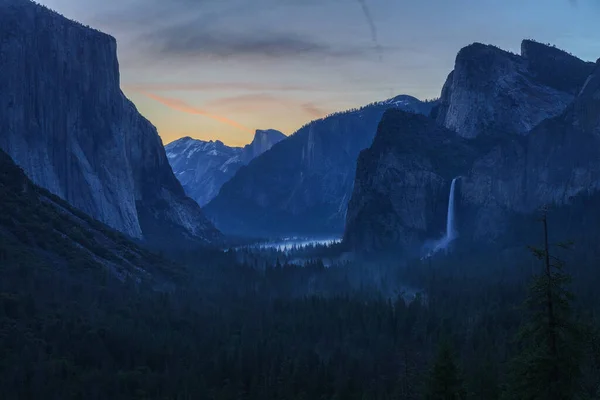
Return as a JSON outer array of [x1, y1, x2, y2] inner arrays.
[[445, 177, 458, 241], [422, 177, 460, 258]]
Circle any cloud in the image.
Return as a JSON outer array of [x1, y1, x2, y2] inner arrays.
[[123, 82, 319, 92], [100, 0, 382, 62], [300, 102, 329, 118], [145, 27, 378, 61], [138, 91, 253, 133], [122, 81, 410, 94], [86, 0, 388, 63], [203, 93, 330, 118]]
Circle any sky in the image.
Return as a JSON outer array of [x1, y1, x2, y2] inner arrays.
[[38, 0, 600, 147]]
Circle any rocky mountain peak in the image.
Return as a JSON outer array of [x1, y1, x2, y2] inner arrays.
[[245, 129, 286, 160], [521, 39, 568, 58], [455, 42, 516, 68], [254, 129, 285, 139], [435, 39, 591, 139], [520, 39, 596, 94], [166, 129, 285, 207], [379, 94, 423, 107]]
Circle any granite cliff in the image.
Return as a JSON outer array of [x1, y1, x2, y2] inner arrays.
[[0, 0, 221, 247], [461, 56, 600, 240], [434, 40, 595, 138], [343, 111, 479, 253], [345, 42, 600, 254], [0, 147, 182, 284]]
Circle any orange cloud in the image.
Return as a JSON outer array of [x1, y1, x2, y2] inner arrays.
[[301, 102, 327, 119], [123, 82, 398, 95], [124, 82, 317, 92], [139, 91, 253, 134], [204, 93, 331, 119]]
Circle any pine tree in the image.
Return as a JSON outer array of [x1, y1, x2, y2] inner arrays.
[[395, 343, 421, 400], [504, 209, 582, 400], [425, 340, 466, 400]]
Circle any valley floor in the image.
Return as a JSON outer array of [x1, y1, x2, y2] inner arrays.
[[3, 227, 600, 399]]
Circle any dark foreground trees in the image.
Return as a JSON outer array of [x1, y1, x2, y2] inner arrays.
[[426, 340, 466, 400], [504, 211, 583, 400], [1, 211, 600, 398]]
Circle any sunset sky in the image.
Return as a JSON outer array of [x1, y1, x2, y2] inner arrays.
[[38, 0, 600, 146]]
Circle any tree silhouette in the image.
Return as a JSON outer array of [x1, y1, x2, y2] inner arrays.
[[426, 340, 466, 400], [504, 209, 582, 400]]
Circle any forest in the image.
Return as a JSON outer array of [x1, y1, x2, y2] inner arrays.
[[2, 201, 600, 399]]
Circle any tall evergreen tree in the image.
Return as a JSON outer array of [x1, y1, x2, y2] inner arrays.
[[504, 210, 582, 400], [426, 340, 466, 400], [395, 344, 421, 400]]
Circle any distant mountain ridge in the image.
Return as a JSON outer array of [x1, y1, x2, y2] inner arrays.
[[166, 129, 286, 206], [204, 95, 437, 237], [0, 0, 221, 249], [344, 41, 600, 254]]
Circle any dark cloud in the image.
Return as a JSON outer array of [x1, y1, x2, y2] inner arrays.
[[300, 102, 329, 118], [144, 25, 381, 60], [88, 0, 385, 62], [201, 93, 331, 118], [89, 0, 258, 34]]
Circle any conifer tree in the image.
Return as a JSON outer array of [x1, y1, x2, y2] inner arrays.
[[395, 344, 421, 400], [426, 340, 466, 400], [504, 210, 582, 400]]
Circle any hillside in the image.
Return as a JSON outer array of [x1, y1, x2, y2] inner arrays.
[[0, 148, 182, 285]]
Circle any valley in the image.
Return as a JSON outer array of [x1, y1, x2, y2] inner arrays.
[[1, 1, 600, 399]]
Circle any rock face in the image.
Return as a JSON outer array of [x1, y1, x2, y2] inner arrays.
[[345, 42, 600, 254], [343, 110, 479, 254], [166, 129, 285, 206], [461, 59, 600, 240], [204, 95, 436, 237], [0, 0, 221, 247], [243, 129, 287, 162], [0, 147, 182, 284], [434, 40, 595, 138]]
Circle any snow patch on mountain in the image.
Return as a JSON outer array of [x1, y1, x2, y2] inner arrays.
[[166, 129, 286, 207]]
